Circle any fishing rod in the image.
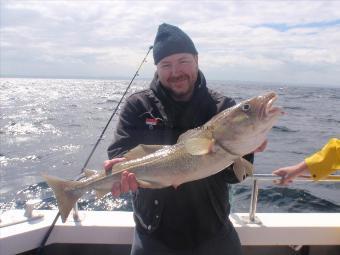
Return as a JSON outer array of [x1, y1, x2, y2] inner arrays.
[[36, 46, 153, 255], [80, 45, 154, 174]]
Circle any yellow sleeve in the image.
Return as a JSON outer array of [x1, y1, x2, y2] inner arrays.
[[304, 138, 340, 181]]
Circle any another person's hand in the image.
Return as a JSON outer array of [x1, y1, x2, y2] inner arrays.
[[272, 161, 309, 185], [103, 158, 138, 197]]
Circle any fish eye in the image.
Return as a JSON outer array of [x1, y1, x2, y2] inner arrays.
[[242, 104, 251, 112]]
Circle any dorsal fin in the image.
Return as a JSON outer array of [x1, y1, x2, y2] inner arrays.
[[178, 127, 213, 142], [123, 144, 166, 160], [177, 129, 198, 142], [84, 169, 99, 178]]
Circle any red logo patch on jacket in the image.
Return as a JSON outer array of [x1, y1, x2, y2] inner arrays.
[[145, 118, 158, 129]]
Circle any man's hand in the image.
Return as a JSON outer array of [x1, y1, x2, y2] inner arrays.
[[103, 158, 138, 197]]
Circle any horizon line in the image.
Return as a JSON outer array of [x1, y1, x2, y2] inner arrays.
[[1, 74, 339, 88]]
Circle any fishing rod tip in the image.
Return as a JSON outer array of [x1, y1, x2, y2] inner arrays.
[[149, 46, 153, 49]]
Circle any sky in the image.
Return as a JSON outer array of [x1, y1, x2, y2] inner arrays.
[[1, 0, 340, 87]]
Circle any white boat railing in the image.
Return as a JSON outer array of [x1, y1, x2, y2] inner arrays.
[[242, 173, 340, 225], [70, 173, 340, 224], [1, 173, 339, 228]]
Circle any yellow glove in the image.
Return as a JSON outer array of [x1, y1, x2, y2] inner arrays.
[[305, 138, 340, 180]]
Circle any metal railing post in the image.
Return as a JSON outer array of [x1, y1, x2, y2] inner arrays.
[[249, 178, 259, 223]]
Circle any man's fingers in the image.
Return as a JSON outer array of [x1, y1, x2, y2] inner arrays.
[[111, 182, 121, 197], [104, 158, 126, 172], [121, 171, 130, 193], [111, 171, 138, 197], [128, 173, 138, 192], [103, 160, 113, 171]]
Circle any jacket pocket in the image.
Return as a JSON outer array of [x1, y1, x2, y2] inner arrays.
[[132, 188, 164, 233]]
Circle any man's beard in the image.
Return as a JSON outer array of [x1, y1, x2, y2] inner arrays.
[[167, 74, 189, 83], [166, 74, 195, 101]]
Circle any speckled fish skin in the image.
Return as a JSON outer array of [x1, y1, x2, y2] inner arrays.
[[43, 91, 283, 222]]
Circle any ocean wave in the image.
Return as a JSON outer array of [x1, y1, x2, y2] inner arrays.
[[0, 155, 40, 167], [50, 144, 81, 154], [272, 125, 298, 133], [283, 106, 305, 111], [0, 182, 52, 211], [106, 99, 119, 104], [2, 121, 61, 136], [256, 186, 340, 212], [319, 118, 340, 124], [329, 95, 340, 100], [0, 182, 132, 212], [230, 185, 340, 213], [289, 150, 306, 155], [67, 123, 82, 127]]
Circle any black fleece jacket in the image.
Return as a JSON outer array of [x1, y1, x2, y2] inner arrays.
[[107, 70, 253, 249]]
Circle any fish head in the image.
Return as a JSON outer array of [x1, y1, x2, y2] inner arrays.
[[211, 91, 283, 155]]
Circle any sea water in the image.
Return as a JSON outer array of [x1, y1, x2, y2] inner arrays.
[[0, 78, 339, 213]]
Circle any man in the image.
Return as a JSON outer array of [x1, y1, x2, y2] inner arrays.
[[105, 23, 266, 255]]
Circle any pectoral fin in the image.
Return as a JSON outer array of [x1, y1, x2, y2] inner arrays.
[[184, 138, 215, 155], [233, 157, 254, 181]]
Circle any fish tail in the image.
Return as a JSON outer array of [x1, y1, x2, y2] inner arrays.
[[42, 174, 83, 223]]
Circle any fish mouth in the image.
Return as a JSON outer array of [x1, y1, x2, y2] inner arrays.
[[260, 92, 284, 120]]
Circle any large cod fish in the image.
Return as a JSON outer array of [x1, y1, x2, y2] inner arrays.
[[43, 92, 283, 222]]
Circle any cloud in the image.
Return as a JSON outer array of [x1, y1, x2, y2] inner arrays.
[[1, 1, 340, 86]]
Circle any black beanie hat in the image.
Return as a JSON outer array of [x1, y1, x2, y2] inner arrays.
[[153, 23, 198, 64]]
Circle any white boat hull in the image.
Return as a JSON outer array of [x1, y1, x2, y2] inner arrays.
[[1, 210, 339, 255]]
